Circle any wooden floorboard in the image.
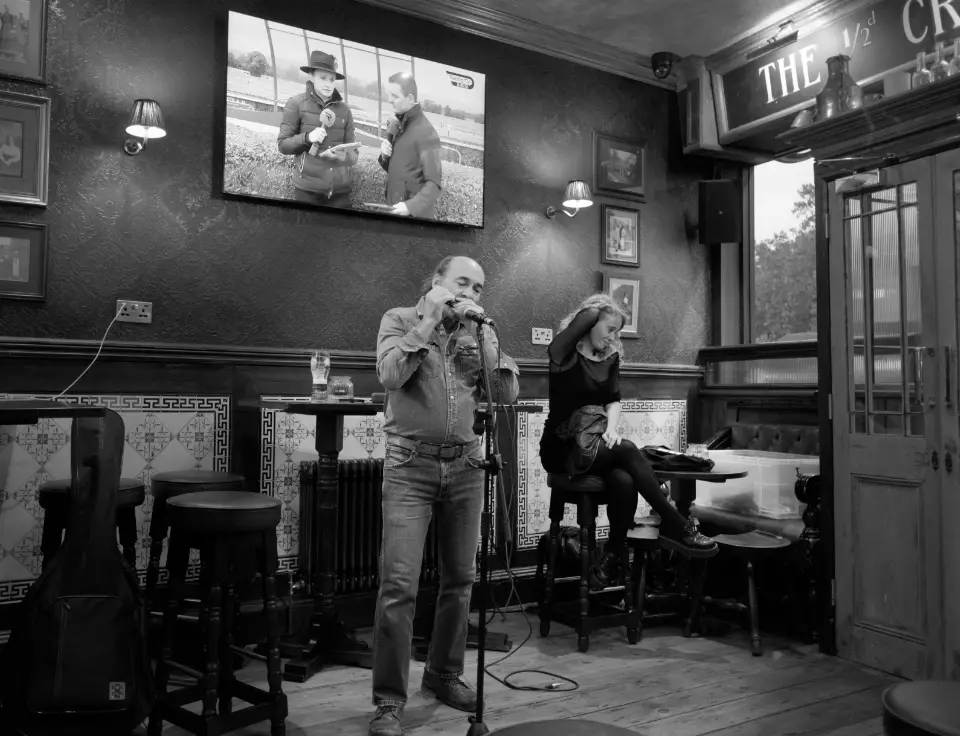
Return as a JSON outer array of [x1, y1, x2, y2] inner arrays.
[[154, 609, 898, 735]]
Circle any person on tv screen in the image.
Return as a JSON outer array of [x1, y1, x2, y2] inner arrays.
[[277, 50, 358, 209], [378, 71, 443, 219]]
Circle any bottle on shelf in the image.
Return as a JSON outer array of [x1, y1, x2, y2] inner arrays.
[[912, 50, 932, 88], [931, 41, 950, 82], [949, 38, 960, 76]]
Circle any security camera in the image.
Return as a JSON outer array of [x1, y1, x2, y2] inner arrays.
[[651, 51, 676, 80]]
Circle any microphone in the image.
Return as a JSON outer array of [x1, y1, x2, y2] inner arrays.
[[308, 108, 337, 156], [448, 299, 495, 327], [384, 116, 399, 144]]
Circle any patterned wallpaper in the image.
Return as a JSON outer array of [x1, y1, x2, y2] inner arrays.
[[0, 0, 713, 364]]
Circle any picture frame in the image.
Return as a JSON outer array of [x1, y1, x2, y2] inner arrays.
[[594, 131, 645, 201], [603, 273, 640, 338], [600, 203, 640, 267], [0, 220, 47, 300], [0, 0, 48, 84], [0, 90, 49, 206]]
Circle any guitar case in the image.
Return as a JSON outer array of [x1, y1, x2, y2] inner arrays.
[[0, 409, 154, 735]]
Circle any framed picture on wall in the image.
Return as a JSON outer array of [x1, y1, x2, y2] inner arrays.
[[594, 132, 645, 201], [603, 273, 640, 338], [0, 91, 48, 206], [0, 220, 47, 300], [0, 0, 48, 83], [600, 203, 640, 267]]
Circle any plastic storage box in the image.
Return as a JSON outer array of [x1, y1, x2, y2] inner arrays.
[[695, 449, 819, 519]]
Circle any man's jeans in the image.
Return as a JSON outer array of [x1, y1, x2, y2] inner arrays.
[[372, 438, 484, 707]]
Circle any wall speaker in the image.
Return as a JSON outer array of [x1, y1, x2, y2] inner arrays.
[[699, 179, 742, 245]]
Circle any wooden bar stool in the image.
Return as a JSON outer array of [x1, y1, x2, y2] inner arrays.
[[149, 490, 287, 736], [687, 530, 791, 656], [536, 473, 639, 652], [38, 477, 145, 570], [882, 681, 960, 736], [146, 470, 245, 607]]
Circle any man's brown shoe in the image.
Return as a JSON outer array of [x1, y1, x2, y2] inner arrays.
[[421, 671, 477, 712], [369, 705, 403, 736]]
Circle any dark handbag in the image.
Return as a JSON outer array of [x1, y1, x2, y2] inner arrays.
[[0, 410, 155, 735], [641, 445, 715, 472]]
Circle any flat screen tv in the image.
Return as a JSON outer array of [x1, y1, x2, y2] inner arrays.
[[223, 11, 486, 227]]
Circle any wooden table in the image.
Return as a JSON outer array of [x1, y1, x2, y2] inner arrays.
[[260, 400, 383, 683], [0, 398, 106, 425]]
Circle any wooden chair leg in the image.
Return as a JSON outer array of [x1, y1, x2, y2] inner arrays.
[[577, 496, 591, 652], [746, 559, 762, 656], [148, 533, 189, 736], [540, 519, 561, 636], [201, 549, 223, 721], [633, 548, 649, 641], [261, 534, 286, 736], [621, 544, 638, 644], [218, 583, 236, 717], [683, 558, 709, 638]]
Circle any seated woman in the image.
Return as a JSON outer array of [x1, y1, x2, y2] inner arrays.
[[539, 293, 718, 589]]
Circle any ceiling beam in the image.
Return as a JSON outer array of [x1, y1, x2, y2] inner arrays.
[[349, 0, 678, 90]]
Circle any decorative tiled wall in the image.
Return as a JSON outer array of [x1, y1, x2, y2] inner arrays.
[[259, 396, 688, 570], [0, 394, 230, 604]]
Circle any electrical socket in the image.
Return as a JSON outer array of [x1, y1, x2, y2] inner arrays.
[[116, 299, 153, 324], [532, 327, 553, 345]]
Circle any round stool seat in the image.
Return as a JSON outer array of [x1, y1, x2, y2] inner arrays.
[[167, 491, 281, 534], [546, 473, 607, 494], [493, 721, 635, 736], [882, 682, 960, 736], [713, 531, 791, 551], [39, 477, 146, 509], [151, 470, 245, 499]]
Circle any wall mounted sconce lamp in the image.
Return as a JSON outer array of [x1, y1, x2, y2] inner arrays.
[[746, 20, 799, 60], [546, 180, 593, 219], [123, 99, 166, 155]]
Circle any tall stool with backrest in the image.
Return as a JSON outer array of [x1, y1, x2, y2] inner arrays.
[[882, 681, 960, 736], [146, 469, 245, 607], [537, 472, 639, 652], [148, 490, 287, 736], [38, 477, 145, 569]]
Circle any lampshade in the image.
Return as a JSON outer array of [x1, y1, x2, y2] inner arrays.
[[562, 180, 593, 209], [125, 99, 166, 139]]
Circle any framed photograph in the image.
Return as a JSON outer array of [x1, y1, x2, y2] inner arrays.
[[0, 0, 48, 83], [222, 10, 486, 227], [601, 203, 640, 267], [0, 91, 49, 206], [0, 220, 47, 300], [603, 273, 640, 338], [594, 132, 645, 201]]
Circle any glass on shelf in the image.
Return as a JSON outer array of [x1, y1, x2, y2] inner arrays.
[[931, 41, 950, 82], [310, 350, 330, 402], [912, 51, 932, 88], [950, 38, 960, 76], [328, 376, 355, 402]]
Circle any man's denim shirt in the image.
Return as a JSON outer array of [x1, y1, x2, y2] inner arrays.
[[376, 297, 520, 445]]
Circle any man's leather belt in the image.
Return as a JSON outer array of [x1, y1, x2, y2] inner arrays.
[[388, 434, 479, 460]]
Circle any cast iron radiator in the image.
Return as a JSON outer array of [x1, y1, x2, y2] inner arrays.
[[298, 459, 440, 595]]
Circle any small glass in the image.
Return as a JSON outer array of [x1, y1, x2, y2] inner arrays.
[[310, 350, 330, 402], [950, 38, 960, 76], [329, 376, 355, 402], [931, 41, 950, 82], [686, 443, 709, 459]]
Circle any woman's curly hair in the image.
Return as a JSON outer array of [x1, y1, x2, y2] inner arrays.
[[558, 292, 629, 360]]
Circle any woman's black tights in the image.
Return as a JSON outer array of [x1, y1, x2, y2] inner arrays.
[[591, 439, 688, 550]]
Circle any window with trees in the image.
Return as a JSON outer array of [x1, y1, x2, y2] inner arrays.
[[752, 159, 816, 343]]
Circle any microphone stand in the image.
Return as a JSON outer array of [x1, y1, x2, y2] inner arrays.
[[467, 323, 499, 736]]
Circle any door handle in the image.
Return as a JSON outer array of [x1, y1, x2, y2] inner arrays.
[[911, 347, 925, 406]]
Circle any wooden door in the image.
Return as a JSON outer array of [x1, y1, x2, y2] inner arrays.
[[829, 158, 945, 679], [933, 149, 960, 680]]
